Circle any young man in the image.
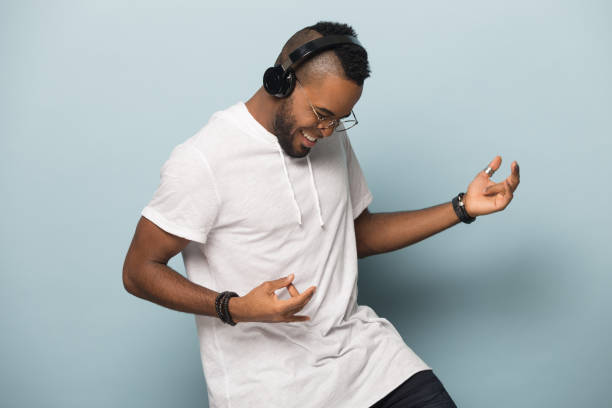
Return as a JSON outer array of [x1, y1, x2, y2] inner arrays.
[[123, 21, 520, 408]]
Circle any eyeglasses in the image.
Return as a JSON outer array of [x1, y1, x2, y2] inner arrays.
[[295, 77, 358, 132]]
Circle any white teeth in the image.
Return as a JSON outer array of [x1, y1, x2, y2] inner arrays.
[[303, 131, 317, 142]]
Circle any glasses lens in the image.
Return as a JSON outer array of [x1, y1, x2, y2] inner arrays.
[[342, 120, 357, 130], [336, 111, 357, 132]]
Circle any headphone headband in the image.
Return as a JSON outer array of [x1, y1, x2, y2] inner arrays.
[[264, 34, 365, 98], [282, 35, 363, 71]]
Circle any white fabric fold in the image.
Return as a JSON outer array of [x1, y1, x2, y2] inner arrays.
[[307, 154, 325, 227], [275, 141, 324, 228], [275, 142, 302, 225]]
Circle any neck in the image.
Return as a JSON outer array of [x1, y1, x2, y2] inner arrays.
[[245, 87, 278, 135]]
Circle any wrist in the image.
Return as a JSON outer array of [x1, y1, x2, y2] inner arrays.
[[463, 193, 475, 218], [228, 296, 244, 323], [452, 192, 476, 224]]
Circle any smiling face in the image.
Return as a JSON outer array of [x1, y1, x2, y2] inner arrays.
[[272, 74, 363, 158]]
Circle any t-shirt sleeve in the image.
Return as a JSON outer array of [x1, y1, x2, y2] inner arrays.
[[343, 133, 373, 219], [141, 143, 220, 244]]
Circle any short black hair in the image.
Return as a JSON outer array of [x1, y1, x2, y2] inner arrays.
[[274, 21, 371, 86]]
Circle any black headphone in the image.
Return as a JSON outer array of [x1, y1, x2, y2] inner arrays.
[[263, 34, 364, 98]]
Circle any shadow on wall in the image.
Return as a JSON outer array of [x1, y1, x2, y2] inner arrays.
[[357, 243, 576, 333]]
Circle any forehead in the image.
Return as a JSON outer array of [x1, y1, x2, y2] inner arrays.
[[303, 75, 363, 117]]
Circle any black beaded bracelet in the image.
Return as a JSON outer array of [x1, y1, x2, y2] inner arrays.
[[223, 291, 239, 326], [452, 192, 476, 224], [215, 291, 239, 326], [222, 292, 232, 325], [214, 292, 225, 321]]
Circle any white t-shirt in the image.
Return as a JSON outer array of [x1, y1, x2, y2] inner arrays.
[[141, 101, 431, 408]]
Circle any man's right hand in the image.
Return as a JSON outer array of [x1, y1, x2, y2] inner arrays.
[[229, 274, 316, 323]]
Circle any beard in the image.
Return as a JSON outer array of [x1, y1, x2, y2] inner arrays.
[[272, 97, 308, 158]]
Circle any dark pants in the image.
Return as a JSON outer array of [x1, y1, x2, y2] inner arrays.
[[369, 370, 457, 408]]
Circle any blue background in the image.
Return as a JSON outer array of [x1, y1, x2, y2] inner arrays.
[[1, 1, 610, 407]]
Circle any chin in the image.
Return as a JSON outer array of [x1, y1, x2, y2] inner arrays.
[[285, 147, 309, 158], [280, 133, 307, 158]]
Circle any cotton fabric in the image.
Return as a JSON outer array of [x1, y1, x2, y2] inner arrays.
[[141, 101, 431, 408]]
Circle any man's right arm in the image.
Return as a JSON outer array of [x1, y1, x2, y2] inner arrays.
[[122, 216, 242, 320], [123, 216, 316, 323]]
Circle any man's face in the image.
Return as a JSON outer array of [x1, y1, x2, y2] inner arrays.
[[272, 75, 363, 158]]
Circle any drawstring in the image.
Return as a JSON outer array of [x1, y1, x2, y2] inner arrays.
[[276, 142, 302, 225], [307, 155, 325, 227], [275, 141, 324, 228]]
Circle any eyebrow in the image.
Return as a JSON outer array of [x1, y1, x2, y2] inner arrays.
[[314, 105, 351, 119]]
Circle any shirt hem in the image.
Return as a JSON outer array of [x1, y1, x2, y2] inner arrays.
[[141, 206, 207, 244], [352, 191, 373, 220], [362, 364, 433, 408]]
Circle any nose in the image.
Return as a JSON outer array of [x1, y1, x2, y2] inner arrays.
[[318, 126, 335, 138]]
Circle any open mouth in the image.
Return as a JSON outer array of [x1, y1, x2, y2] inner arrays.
[[301, 130, 318, 147]]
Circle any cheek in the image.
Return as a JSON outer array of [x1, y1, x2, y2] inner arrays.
[[292, 127, 303, 140]]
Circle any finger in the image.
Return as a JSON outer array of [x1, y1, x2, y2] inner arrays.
[[288, 315, 311, 322], [505, 179, 514, 200], [267, 273, 295, 293], [481, 155, 502, 179], [286, 283, 300, 297], [507, 161, 520, 191], [280, 285, 316, 310], [498, 180, 513, 209], [483, 181, 507, 196]]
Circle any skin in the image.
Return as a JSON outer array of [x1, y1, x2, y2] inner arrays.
[[123, 70, 520, 324], [353, 156, 520, 258], [246, 74, 363, 158]]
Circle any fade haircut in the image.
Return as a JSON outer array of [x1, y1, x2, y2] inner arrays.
[[273, 21, 371, 88]]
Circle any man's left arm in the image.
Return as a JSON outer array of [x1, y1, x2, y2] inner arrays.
[[354, 156, 520, 259]]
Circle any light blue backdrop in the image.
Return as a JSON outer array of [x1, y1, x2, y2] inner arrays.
[[1, 1, 610, 407]]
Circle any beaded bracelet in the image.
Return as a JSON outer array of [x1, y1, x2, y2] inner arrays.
[[452, 192, 476, 224], [215, 291, 239, 326], [214, 292, 225, 321]]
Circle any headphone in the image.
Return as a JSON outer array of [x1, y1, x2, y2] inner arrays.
[[263, 34, 364, 98]]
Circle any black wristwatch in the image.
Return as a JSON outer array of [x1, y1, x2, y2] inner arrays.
[[452, 192, 476, 224]]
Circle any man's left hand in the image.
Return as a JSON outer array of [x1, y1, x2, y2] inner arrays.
[[463, 155, 520, 218]]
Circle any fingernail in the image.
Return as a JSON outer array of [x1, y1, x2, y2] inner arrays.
[[516, 163, 520, 172], [482, 188, 488, 193]]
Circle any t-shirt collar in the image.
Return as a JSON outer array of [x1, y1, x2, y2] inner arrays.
[[234, 101, 278, 145], [230, 101, 325, 228]]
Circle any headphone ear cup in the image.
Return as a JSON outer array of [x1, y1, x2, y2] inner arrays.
[[282, 69, 296, 98], [263, 65, 286, 97]]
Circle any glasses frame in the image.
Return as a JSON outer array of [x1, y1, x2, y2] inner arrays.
[[295, 77, 358, 132]]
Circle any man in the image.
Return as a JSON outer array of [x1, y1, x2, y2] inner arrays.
[[123, 21, 520, 408]]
